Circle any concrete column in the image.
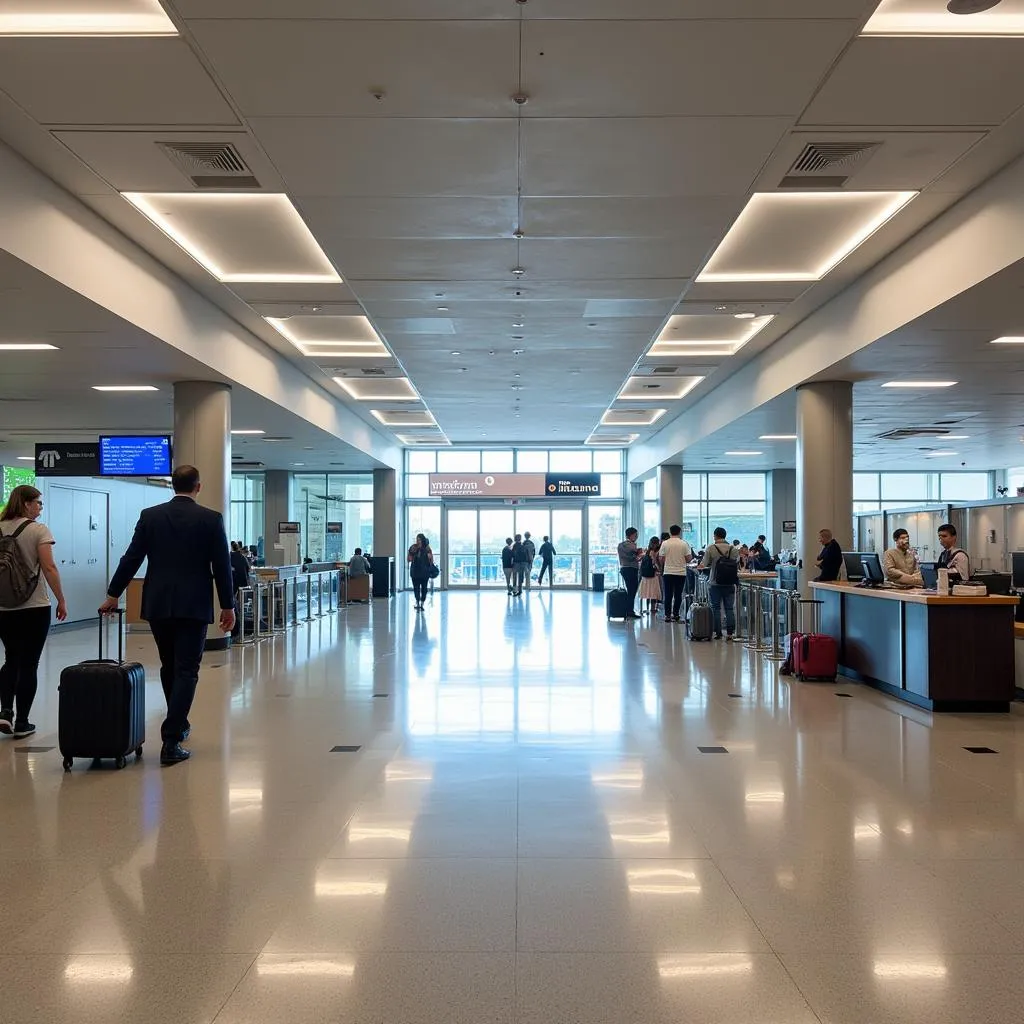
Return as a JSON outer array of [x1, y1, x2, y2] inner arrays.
[[658, 464, 682, 534], [263, 470, 290, 567], [796, 382, 853, 590], [769, 469, 797, 553], [173, 380, 231, 648], [373, 468, 397, 557]]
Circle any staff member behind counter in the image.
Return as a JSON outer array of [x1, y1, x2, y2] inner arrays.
[[936, 522, 971, 580], [883, 529, 923, 588]]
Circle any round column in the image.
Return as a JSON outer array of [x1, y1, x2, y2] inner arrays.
[[796, 381, 853, 593], [173, 381, 231, 517], [174, 381, 232, 650]]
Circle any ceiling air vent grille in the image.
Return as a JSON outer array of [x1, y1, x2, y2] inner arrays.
[[779, 141, 881, 189], [157, 141, 261, 190], [360, 367, 387, 376], [651, 365, 680, 375], [876, 427, 950, 441]]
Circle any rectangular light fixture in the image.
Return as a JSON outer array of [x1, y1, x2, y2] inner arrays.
[[123, 193, 340, 284], [925, 450, 959, 458], [862, 0, 1024, 37], [696, 191, 916, 283], [881, 381, 957, 389], [16, 456, 34, 461], [759, 434, 797, 440], [0, 2, 177, 36], [618, 376, 703, 401], [648, 345, 736, 359], [231, 429, 265, 435], [991, 336, 1024, 344], [266, 316, 387, 357], [396, 433, 451, 446], [92, 385, 159, 392], [601, 409, 666, 427], [653, 314, 774, 356], [585, 433, 639, 446], [725, 450, 762, 456], [334, 376, 418, 402], [371, 409, 436, 427], [0, 343, 58, 350]]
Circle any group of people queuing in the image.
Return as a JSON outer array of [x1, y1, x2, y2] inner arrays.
[[501, 532, 557, 596], [617, 524, 767, 639]]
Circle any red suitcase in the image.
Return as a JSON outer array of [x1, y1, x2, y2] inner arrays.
[[792, 633, 838, 683]]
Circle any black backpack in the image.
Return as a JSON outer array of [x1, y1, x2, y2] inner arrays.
[[640, 553, 656, 578], [0, 521, 39, 608], [712, 544, 739, 587]]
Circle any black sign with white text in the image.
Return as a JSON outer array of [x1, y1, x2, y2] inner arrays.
[[544, 473, 601, 497], [34, 442, 100, 477]]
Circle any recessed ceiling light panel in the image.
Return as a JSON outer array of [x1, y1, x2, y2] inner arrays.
[[601, 409, 667, 427], [0, 343, 59, 350], [618, 376, 704, 400], [123, 193, 341, 284], [759, 434, 797, 440], [266, 316, 387, 356], [231, 429, 265, 435], [696, 192, 916, 283], [653, 314, 774, 357], [991, 336, 1024, 344], [881, 380, 957, 388], [725, 450, 763, 456], [0, 1, 177, 36], [585, 433, 639, 446], [370, 409, 436, 427], [863, 0, 1024, 36], [92, 384, 159, 392], [334, 376, 419, 402]]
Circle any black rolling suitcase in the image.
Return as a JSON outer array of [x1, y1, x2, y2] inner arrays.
[[58, 611, 145, 772], [606, 587, 632, 619]]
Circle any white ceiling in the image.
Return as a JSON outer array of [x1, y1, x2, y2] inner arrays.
[[0, 0, 1022, 459], [0, 252, 381, 472]]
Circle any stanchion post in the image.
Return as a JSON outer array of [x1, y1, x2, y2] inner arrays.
[[763, 590, 786, 661], [745, 587, 761, 650]]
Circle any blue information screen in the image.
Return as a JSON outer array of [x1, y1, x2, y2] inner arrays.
[[99, 435, 172, 477]]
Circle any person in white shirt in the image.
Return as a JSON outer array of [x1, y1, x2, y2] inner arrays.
[[936, 523, 970, 581], [659, 524, 693, 623]]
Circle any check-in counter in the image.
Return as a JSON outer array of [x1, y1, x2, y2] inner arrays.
[[1016, 623, 1024, 696], [811, 581, 1019, 712]]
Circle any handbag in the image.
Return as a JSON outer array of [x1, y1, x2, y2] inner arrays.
[[428, 562, 440, 580]]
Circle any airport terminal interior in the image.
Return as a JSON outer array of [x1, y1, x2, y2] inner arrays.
[[3, 1, 1024, 1021]]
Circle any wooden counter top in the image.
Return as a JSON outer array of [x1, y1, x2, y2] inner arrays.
[[1015, 623, 1024, 639], [811, 580, 1019, 607]]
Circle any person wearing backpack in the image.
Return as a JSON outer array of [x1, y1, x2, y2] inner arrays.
[[700, 527, 741, 641], [0, 485, 68, 738], [638, 536, 663, 617], [407, 533, 434, 611], [522, 531, 537, 591]]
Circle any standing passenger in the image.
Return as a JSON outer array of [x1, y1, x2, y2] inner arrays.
[[501, 537, 515, 594], [617, 527, 642, 619], [408, 533, 434, 611], [0, 485, 68, 739], [523, 531, 536, 590], [638, 537, 663, 618], [537, 535, 556, 587]]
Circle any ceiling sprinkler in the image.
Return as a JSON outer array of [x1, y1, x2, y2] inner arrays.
[[946, 0, 1003, 13]]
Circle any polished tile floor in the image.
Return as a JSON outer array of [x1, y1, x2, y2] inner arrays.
[[3, 591, 1024, 1023]]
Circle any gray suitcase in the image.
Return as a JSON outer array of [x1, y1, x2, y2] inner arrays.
[[688, 575, 714, 641]]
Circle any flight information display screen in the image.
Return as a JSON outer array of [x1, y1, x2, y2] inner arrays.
[[98, 435, 172, 477]]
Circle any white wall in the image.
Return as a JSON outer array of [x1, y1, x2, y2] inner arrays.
[[37, 476, 170, 624]]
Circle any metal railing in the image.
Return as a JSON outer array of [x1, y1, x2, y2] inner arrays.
[[233, 569, 347, 645]]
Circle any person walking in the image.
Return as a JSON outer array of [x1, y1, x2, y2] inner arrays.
[[511, 533, 530, 596], [617, 527, 642, 619], [523, 531, 537, 591], [100, 465, 235, 765], [408, 533, 434, 610], [638, 536, 663, 618], [537, 535, 556, 587], [228, 541, 250, 638], [0, 485, 68, 738], [659, 524, 692, 623], [501, 537, 515, 594], [700, 527, 741, 641]]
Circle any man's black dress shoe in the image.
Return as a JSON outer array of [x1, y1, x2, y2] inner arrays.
[[160, 743, 191, 766]]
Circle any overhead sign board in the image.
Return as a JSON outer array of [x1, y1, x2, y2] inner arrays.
[[278, 521, 300, 534], [428, 473, 602, 499], [782, 520, 797, 533], [326, 522, 343, 534], [34, 442, 100, 477]]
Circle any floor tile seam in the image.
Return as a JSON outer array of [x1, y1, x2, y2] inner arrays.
[[707, 855, 786, 961], [207, 951, 262, 1024]]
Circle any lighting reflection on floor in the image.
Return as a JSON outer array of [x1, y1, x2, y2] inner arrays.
[[2, 591, 1024, 1024]]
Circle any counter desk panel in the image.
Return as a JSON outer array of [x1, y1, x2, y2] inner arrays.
[[810, 582, 1018, 712]]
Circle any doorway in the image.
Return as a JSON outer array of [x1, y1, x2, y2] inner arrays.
[[445, 506, 585, 587]]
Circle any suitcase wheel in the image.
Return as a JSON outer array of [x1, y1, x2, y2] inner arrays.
[[115, 756, 127, 770], [63, 757, 73, 773], [135, 746, 143, 761]]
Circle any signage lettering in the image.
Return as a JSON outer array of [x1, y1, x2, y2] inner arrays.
[[34, 442, 100, 478], [428, 472, 602, 499]]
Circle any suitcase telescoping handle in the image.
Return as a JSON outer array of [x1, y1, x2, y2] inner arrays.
[[98, 608, 125, 662]]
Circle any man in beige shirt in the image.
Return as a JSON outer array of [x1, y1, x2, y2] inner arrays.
[[883, 529, 923, 588]]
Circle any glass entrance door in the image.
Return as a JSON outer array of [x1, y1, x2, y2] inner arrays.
[[443, 506, 585, 588]]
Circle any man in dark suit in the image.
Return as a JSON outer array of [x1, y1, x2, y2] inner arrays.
[[100, 465, 235, 765]]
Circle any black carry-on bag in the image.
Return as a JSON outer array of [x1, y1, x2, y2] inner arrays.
[[58, 610, 145, 772]]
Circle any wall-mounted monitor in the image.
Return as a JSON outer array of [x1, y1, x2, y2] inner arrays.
[[98, 435, 172, 477]]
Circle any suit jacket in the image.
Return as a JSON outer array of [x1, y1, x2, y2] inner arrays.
[[107, 495, 234, 623]]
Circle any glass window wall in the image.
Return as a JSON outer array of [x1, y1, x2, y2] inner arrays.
[[230, 473, 265, 549], [290, 473, 373, 560]]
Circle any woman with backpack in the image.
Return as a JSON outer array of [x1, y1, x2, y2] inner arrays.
[[407, 533, 435, 612], [0, 485, 68, 738], [638, 536, 663, 618]]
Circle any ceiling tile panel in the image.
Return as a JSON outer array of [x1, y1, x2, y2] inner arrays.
[[521, 117, 793, 196], [327, 239, 519, 282], [0, 38, 237, 126], [188, 20, 518, 117], [518, 238, 709, 280], [522, 20, 858, 117], [248, 117, 518, 196], [520, 197, 743, 240], [174, 0, 515, 17], [801, 38, 1024, 128], [295, 197, 517, 240]]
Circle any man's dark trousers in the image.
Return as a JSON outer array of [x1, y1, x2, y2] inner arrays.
[[149, 618, 208, 744]]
